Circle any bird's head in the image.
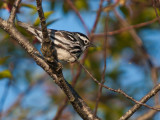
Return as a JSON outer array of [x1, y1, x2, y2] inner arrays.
[[75, 32, 95, 50]]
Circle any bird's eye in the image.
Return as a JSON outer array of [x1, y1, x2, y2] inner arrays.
[[84, 40, 88, 44]]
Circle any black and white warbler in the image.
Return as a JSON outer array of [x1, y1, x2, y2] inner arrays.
[[18, 21, 95, 62]]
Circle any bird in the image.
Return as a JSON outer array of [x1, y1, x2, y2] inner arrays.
[[17, 21, 95, 62]]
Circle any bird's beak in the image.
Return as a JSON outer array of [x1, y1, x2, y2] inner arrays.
[[89, 43, 96, 47]]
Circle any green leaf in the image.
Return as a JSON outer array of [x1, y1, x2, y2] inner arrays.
[[34, 11, 54, 26], [0, 56, 10, 65], [0, 70, 12, 79], [21, 3, 37, 10]]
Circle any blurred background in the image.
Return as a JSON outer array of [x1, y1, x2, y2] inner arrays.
[[0, 0, 160, 120]]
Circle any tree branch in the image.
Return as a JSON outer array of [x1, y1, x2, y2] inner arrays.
[[91, 0, 104, 33], [119, 84, 160, 120], [53, 67, 82, 120], [8, 0, 21, 23], [152, 0, 160, 24], [136, 105, 160, 120], [36, 0, 49, 41], [93, 18, 158, 37]]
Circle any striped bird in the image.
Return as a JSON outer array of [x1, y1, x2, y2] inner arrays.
[[18, 21, 94, 62]]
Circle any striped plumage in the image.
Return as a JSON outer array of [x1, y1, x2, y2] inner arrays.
[[18, 21, 93, 62]]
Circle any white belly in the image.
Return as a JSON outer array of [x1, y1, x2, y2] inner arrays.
[[56, 48, 76, 62]]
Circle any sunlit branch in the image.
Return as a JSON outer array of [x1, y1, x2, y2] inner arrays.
[[119, 84, 160, 120], [8, 0, 22, 23], [53, 66, 82, 120]]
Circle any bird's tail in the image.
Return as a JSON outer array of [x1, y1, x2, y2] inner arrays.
[[17, 21, 43, 42]]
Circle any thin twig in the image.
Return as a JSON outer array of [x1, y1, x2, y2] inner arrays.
[[53, 98, 68, 120], [152, 0, 160, 24], [136, 105, 160, 120], [8, 0, 21, 23], [94, 11, 109, 116], [119, 84, 160, 120], [93, 18, 158, 37], [65, 0, 89, 34], [91, 0, 104, 33], [90, 0, 105, 115], [78, 61, 160, 111]]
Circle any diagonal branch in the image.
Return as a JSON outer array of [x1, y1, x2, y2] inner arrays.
[[53, 98, 68, 120], [53, 67, 82, 120], [136, 105, 160, 120], [119, 84, 160, 120], [91, 0, 104, 33], [8, 0, 22, 23]]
